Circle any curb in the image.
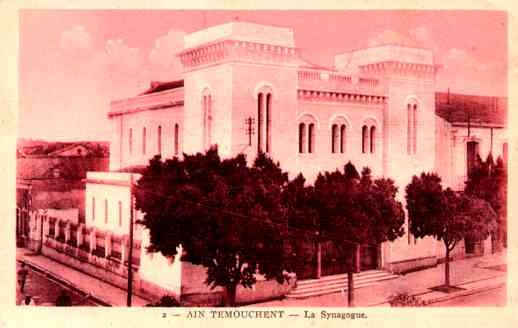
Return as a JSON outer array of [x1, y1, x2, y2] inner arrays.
[[17, 257, 111, 306], [422, 282, 505, 305]]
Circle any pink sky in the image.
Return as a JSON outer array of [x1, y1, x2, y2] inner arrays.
[[19, 10, 507, 141]]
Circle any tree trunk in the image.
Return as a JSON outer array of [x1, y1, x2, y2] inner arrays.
[[347, 270, 354, 307], [316, 240, 322, 279], [444, 247, 450, 288], [224, 284, 237, 307]]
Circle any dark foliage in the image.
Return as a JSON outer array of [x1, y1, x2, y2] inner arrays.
[[134, 148, 290, 306], [406, 172, 497, 287]]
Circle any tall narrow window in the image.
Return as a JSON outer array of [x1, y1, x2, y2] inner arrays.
[[118, 201, 122, 227], [412, 104, 417, 154], [92, 197, 95, 222], [174, 123, 179, 155], [407, 104, 412, 154], [257, 93, 264, 153], [265, 93, 272, 153], [203, 93, 212, 150], [129, 128, 133, 155], [142, 127, 146, 155], [157, 125, 162, 155], [299, 123, 306, 153], [308, 123, 315, 154], [407, 102, 418, 154], [467, 141, 479, 177], [104, 198, 108, 224], [370, 126, 376, 153], [362, 125, 369, 154], [340, 125, 346, 153], [331, 124, 338, 153]]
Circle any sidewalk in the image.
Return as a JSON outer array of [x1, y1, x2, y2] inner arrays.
[[17, 248, 151, 307], [254, 251, 506, 307]]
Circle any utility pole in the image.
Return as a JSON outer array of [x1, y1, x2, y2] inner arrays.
[[245, 117, 255, 146], [127, 174, 134, 307]]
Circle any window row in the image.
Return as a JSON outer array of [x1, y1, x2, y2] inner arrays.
[[298, 123, 377, 154], [91, 197, 123, 227], [128, 124, 180, 157]]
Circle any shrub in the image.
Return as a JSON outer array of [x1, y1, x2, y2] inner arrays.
[[388, 292, 425, 307], [146, 295, 181, 307]]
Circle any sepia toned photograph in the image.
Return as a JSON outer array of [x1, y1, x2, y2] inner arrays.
[[14, 9, 507, 309]]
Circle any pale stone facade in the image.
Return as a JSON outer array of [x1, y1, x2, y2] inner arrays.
[[81, 21, 507, 300]]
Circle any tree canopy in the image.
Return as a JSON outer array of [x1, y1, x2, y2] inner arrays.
[[134, 148, 291, 305], [406, 172, 497, 287], [465, 154, 507, 247]]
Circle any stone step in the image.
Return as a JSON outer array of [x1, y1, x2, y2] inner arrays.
[[286, 270, 399, 299], [296, 270, 392, 287], [290, 274, 398, 296]]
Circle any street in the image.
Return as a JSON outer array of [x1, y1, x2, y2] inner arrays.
[[430, 286, 506, 307], [16, 261, 98, 306]]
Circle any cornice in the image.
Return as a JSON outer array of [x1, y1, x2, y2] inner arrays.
[[297, 89, 386, 105], [359, 61, 437, 78], [179, 39, 300, 69]]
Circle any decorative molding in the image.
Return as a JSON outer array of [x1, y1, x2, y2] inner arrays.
[[296, 112, 321, 129], [297, 89, 386, 105], [327, 114, 352, 130], [180, 39, 300, 69], [359, 61, 437, 78]]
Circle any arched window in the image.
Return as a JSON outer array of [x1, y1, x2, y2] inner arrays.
[[331, 123, 347, 154], [257, 90, 273, 154], [331, 124, 338, 153], [340, 125, 346, 153], [174, 123, 179, 155], [157, 125, 162, 155], [258, 93, 264, 153], [266, 93, 272, 153], [129, 128, 133, 155], [308, 123, 315, 153], [202, 90, 212, 150], [299, 123, 306, 153], [370, 126, 376, 153], [142, 127, 147, 155], [407, 101, 418, 154], [362, 125, 368, 154]]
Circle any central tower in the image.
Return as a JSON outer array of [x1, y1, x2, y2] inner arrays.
[[179, 22, 300, 171]]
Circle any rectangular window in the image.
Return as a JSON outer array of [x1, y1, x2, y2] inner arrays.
[[118, 201, 122, 227], [174, 123, 179, 155], [129, 128, 133, 155], [158, 125, 162, 155], [142, 127, 146, 155], [92, 197, 95, 221], [104, 198, 108, 224]]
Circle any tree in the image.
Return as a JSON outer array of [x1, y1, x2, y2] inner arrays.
[[465, 154, 507, 250], [406, 173, 497, 289], [134, 148, 290, 306], [311, 163, 405, 305]]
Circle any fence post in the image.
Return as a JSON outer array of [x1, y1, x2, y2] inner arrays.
[[65, 221, 71, 243], [105, 232, 112, 258], [77, 224, 84, 247], [53, 219, 59, 239], [90, 227, 96, 254]]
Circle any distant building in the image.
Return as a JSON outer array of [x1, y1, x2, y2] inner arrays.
[[16, 140, 109, 245]]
